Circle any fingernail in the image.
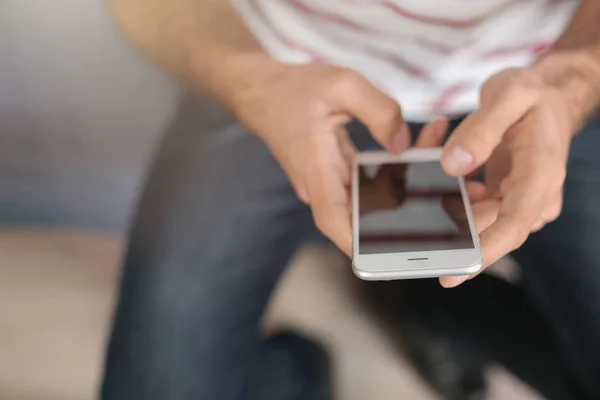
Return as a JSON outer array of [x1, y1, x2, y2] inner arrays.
[[391, 124, 410, 153], [443, 144, 474, 174], [440, 275, 469, 288]]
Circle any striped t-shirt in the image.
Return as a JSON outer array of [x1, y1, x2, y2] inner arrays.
[[235, 0, 579, 121]]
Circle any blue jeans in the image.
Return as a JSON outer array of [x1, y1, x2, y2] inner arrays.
[[102, 92, 600, 400]]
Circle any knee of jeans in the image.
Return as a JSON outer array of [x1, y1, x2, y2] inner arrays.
[[114, 255, 266, 347]]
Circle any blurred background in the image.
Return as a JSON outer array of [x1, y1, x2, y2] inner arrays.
[[0, 1, 541, 399]]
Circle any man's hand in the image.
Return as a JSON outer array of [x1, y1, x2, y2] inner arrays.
[[439, 54, 599, 288], [233, 61, 411, 255], [233, 62, 449, 255]]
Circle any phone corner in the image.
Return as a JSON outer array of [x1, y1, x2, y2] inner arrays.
[[351, 260, 375, 281], [465, 258, 484, 275]]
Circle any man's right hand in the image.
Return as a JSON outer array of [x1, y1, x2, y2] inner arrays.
[[231, 61, 411, 255]]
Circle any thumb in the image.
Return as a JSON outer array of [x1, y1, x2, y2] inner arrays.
[[441, 75, 537, 176], [441, 107, 510, 176]]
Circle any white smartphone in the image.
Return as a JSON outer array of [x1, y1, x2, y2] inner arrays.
[[352, 148, 483, 280]]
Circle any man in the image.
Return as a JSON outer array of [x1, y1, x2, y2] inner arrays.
[[102, 0, 600, 399]]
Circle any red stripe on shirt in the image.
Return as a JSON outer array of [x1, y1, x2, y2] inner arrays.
[[286, 0, 466, 54], [359, 45, 431, 79], [347, 0, 520, 29], [248, 0, 324, 61], [285, 0, 431, 79], [250, 0, 428, 77], [481, 42, 554, 58], [427, 83, 469, 116]]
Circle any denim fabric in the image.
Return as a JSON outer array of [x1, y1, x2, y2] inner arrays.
[[102, 92, 600, 400]]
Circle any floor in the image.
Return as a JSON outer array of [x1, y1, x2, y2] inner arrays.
[[0, 228, 541, 400]]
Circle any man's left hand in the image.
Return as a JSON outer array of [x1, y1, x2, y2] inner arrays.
[[439, 63, 582, 288]]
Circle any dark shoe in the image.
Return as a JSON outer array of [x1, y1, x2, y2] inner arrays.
[[249, 331, 332, 400], [400, 322, 488, 400], [358, 279, 489, 400]]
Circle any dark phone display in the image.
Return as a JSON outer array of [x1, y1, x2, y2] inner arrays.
[[358, 161, 474, 255]]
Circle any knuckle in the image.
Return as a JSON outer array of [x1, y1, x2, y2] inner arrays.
[[546, 200, 563, 222], [314, 213, 324, 231], [309, 137, 331, 163], [298, 193, 310, 205], [538, 164, 566, 193], [547, 208, 561, 223], [554, 165, 567, 186], [293, 182, 310, 204], [337, 68, 364, 87], [503, 80, 536, 106], [532, 220, 545, 232], [501, 80, 523, 100], [307, 94, 330, 116], [378, 101, 402, 123], [313, 209, 330, 233], [481, 71, 514, 99], [325, 68, 363, 95], [482, 69, 539, 105], [510, 74, 541, 102], [280, 157, 304, 185], [372, 105, 402, 135], [466, 122, 488, 143], [513, 223, 531, 247], [457, 122, 494, 153]]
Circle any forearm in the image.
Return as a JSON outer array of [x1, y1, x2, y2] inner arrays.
[[533, 0, 600, 129], [108, 0, 279, 108]]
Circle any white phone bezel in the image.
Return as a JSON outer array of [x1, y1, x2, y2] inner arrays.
[[352, 148, 483, 281]]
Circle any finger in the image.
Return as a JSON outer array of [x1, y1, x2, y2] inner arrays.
[[478, 174, 548, 269], [443, 150, 557, 288], [439, 197, 501, 288], [441, 193, 498, 236], [306, 140, 352, 255], [288, 174, 310, 204], [441, 73, 539, 176], [531, 219, 545, 232], [465, 181, 488, 202], [470, 198, 501, 233], [326, 71, 409, 153], [465, 166, 484, 181], [440, 181, 489, 233], [438, 195, 500, 288], [530, 194, 563, 232], [336, 127, 356, 167], [539, 192, 563, 225], [340, 131, 356, 203], [415, 118, 449, 148]]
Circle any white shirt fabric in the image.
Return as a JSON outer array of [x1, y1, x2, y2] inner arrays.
[[235, 0, 580, 121]]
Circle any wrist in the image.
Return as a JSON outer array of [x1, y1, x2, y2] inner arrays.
[[190, 45, 284, 126], [226, 52, 287, 128], [533, 50, 600, 131]]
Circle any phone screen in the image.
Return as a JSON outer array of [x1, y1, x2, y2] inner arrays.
[[358, 161, 474, 255]]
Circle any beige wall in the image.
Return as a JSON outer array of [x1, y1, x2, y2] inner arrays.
[[0, 0, 181, 230]]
